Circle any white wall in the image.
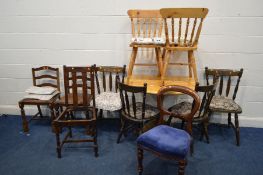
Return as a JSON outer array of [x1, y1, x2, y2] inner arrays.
[[0, 0, 263, 127]]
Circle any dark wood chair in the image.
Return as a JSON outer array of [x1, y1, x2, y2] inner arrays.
[[52, 66, 98, 158], [168, 80, 218, 143], [116, 83, 159, 143], [18, 66, 60, 133], [205, 67, 243, 146], [94, 65, 126, 118], [137, 85, 200, 175]]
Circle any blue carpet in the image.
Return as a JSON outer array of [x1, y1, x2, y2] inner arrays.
[[0, 115, 263, 175]]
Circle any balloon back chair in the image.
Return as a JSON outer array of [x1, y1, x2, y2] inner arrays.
[[137, 85, 200, 175]]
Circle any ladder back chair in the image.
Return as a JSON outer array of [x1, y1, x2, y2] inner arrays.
[[117, 82, 159, 143], [52, 66, 98, 158], [168, 79, 218, 144], [18, 66, 60, 133], [160, 8, 209, 83], [127, 10, 164, 81], [137, 85, 200, 175], [205, 67, 243, 146], [95, 65, 126, 118]]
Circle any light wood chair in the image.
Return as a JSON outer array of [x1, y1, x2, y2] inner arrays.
[[160, 8, 209, 84], [127, 10, 164, 82]]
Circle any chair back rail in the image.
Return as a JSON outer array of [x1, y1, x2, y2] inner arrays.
[[95, 65, 126, 94], [119, 82, 147, 120], [32, 66, 60, 91], [157, 85, 200, 134], [205, 67, 243, 100], [63, 65, 95, 108], [160, 8, 208, 47], [127, 10, 163, 39]]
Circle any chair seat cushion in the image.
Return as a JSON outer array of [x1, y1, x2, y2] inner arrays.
[[169, 101, 201, 118], [137, 125, 191, 159], [95, 92, 122, 111], [131, 37, 165, 45], [127, 102, 159, 120], [209, 95, 242, 113]]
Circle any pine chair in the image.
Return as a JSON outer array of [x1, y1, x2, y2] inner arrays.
[[160, 8, 209, 84], [205, 67, 243, 146], [137, 85, 200, 175], [127, 10, 164, 82], [52, 66, 98, 158], [168, 79, 218, 143], [94, 65, 126, 119], [18, 66, 60, 133], [117, 83, 159, 143]]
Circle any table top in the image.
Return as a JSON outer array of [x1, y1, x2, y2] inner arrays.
[[125, 75, 196, 94]]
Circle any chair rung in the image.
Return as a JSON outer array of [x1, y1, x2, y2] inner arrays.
[[134, 64, 157, 66], [168, 63, 190, 66]]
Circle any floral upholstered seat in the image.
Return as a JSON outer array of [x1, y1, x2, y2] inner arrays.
[[95, 92, 122, 111], [127, 102, 159, 120], [169, 102, 199, 118], [209, 95, 242, 113]]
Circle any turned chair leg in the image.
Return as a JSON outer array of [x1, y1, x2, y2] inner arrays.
[[178, 160, 186, 175], [37, 104, 43, 118], [137, 147, 143, 175], [94, 126, 99, 157], [234, 113, 240, 146], [19, 103, 29, 133]]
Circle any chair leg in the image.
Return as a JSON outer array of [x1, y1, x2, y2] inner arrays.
[[117, 119, 127, 143], [55, 131, 62, 158], [203, 121, 210, 143], [127, 47, 138, 82], [190, 136, 194, 156], [37, 105, 43, 118], [155, 47, 163, 76], [93, 124, 99, 157], [188, 50, 198, 82], [161, 50, 171, 81], [178, 160, 186, 175], [137, 146, 143, 175], [19, 103, 29, 133], [187, 51, 193, 78], [228, 113, 231, 128], [180, 120, 185, 129], [234, 113, 240, 146]]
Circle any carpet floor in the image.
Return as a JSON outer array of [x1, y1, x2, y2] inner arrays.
[[0, 115, 263, 175]]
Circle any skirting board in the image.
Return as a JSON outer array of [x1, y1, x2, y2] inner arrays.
[[1, 105, 263, 128]]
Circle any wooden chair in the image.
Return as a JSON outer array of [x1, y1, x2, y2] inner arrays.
[[18, 66, 60, 133], [205, 67, 243, 146], [137, 85, 200, 175], [168, 80, 218, 143], [52, 66, 98, 158], [160, 8, 209, 83], [127, 10, 164, 82], [94, 65, 126, 118], [116, 82, 159, 143]]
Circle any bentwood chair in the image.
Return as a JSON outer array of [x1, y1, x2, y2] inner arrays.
[[94, 65, 126, 118], [18, 66, 60, 133], [160, 8, 209, 83], [117, 83, 159, 143], [127, 10, 164, 81], [168, 80, 218, 143], [52, 66, 98, 158], [205, 67, 243, 146], [137, 85, 200, 175]]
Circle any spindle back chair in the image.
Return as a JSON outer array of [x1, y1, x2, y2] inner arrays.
[[127, 10, 164, 81], [205, 67, 243, 146], [160, 8, 209, 82]]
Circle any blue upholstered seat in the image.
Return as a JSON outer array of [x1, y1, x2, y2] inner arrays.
[[137, 125, 191, 159]]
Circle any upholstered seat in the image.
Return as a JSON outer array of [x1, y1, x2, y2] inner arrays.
[[137, 125, 191, 159], [95, 92, 122, 111], [169, 102, 199, 117], [210, 95, 242, 113], [127, 102, 159, 120]]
